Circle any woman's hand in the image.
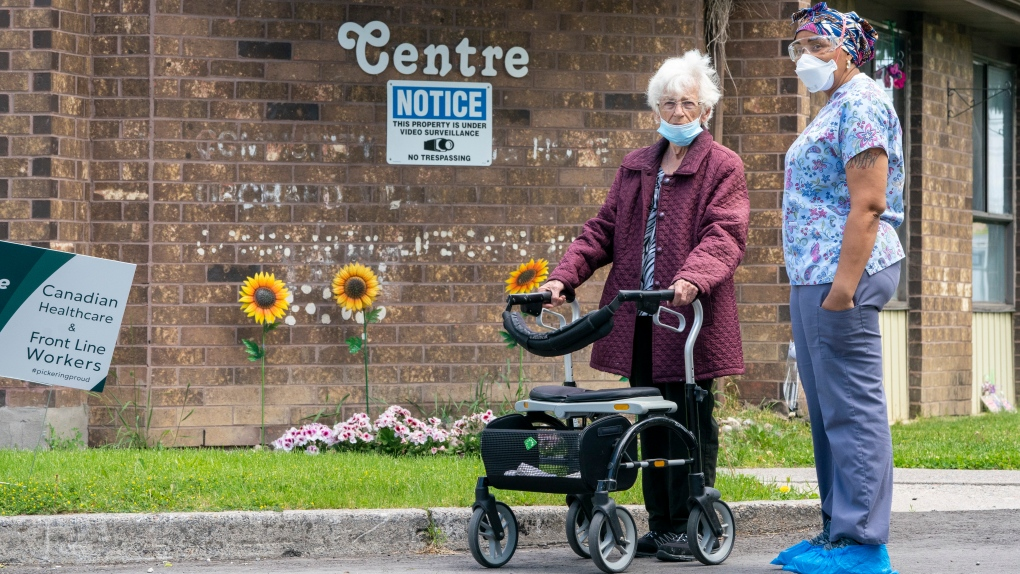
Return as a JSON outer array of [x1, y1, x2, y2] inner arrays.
[[539, 280, 567, 308], [669, 279, 698, 306], [821, 288, 855, 311]]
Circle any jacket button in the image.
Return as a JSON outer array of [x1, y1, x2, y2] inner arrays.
[[654, 281, 661, 287], [656, 246, 662, 253], [658, 212, 665, 219]]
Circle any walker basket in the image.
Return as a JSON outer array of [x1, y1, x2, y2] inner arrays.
[[480, 413, 638, 494]]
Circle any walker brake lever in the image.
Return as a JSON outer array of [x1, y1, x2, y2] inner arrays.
[[652, 306, 687, 334], [538, 308, 568, 330]]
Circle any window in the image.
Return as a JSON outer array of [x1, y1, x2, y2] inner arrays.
[[863, 23, 909, 302], [972, 61, 1015, 306]]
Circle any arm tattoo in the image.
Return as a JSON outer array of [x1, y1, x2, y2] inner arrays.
[[846, 148, 883, 170]]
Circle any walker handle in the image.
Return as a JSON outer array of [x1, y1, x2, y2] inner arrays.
[[507, 289, 577, 317], [616, 289, 675, 302], [506, 292, 551, 306], [614, 289, 675, 314]]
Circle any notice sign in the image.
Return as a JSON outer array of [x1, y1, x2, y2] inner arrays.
[[386, 80, 492, 166], [0, 241, 135, 392]]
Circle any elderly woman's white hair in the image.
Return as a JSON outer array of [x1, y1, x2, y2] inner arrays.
[[646, 50, 722, 127]]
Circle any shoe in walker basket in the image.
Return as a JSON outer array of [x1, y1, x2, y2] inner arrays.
[[467, 290, 735, 573]]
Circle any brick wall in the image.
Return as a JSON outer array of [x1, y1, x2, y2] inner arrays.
[[4, 0, 713, 446], [1014, 65, 1020, 409], [0, 0, 93, 414], [906, 15, 973, 417], [1, 1, 1000, 446], [719, 0, 804, 403], [85, 0, 156, 443]]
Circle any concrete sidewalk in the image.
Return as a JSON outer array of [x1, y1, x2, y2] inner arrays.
[[1, 467, 1016, 567], [743, 467, 1020, 512]]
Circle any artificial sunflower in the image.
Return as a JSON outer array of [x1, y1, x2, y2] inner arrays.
[[239, 272, 291, 325], [505, 258, 549, 294], [333, 263, 381, 312]]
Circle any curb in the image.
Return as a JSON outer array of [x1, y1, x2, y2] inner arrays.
[[0, 500, 819, 566]]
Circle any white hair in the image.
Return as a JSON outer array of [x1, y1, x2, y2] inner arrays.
[[646, 50, 722, 127]]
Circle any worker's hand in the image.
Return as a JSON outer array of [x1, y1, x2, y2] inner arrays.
[[821, 289, 855, 311], [669, 279, 698, 307], [538, 280, 567, 308]]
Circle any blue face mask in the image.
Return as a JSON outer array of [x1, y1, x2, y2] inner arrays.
[[658, 118, 703, 147]]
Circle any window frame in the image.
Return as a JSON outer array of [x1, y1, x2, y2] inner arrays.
[[971, 57, 1017, 312]]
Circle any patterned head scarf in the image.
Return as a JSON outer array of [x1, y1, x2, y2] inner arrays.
[[791, 2, 878, 67]]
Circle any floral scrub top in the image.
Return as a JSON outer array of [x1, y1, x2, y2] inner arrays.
[[783, 73, 905, 285]]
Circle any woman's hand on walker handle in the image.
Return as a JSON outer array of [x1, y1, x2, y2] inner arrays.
[[669, 279, 698, 307], [539, 280, 567, 308]]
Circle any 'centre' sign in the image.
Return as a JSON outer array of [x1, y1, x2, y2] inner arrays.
[[386, 80, 492, 166]]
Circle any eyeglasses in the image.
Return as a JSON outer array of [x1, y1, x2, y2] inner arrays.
[[787, 35, 842, 61], [658, 99, 701, 114]]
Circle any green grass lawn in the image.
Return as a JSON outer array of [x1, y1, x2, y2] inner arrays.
[[0, 449, 808, 516], [717, 407, 1020, 470], [3, 410, 1015, 516], [891, 411, 1020, 469]]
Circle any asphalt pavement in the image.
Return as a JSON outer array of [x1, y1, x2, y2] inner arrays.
[[7, 509, 1019, 574], [3, 468, 1019, 573]]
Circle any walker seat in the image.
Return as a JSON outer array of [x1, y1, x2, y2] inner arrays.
[[528, 385, 662, 403]]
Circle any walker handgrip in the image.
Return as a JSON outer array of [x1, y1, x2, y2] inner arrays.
[[506, 291, 552, 317], [506, 292, 552, 306], [616, 289, 676, 302]]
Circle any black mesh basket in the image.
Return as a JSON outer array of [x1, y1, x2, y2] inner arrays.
[[480, 413, 638, 494]]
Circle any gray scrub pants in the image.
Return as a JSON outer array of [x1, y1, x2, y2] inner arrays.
[[789, 261, 900, 545]]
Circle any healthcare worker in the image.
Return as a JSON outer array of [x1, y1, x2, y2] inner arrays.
[[772, 4, 904, 574]]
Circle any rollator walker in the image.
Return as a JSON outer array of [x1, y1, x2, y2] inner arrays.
[[467, 289, 735, 573]]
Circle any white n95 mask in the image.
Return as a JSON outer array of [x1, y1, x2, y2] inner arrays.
[[795, 54, 837, 93]]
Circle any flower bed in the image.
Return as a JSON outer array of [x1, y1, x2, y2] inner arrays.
[[272, 405, 494, 456]]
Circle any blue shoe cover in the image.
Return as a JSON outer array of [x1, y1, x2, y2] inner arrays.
[[782, 545, 824, 573], [771, 540, 815, 566], [787, 544, 898, 574]]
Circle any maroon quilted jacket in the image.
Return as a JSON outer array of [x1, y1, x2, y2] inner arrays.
[[548, 132, 749, 383]]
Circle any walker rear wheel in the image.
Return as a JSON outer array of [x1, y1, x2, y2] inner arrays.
[[468, 502, 518, 568], [565, 499, 592, 558], [588, 507, 637, 574], [687, 499, 735, 565]]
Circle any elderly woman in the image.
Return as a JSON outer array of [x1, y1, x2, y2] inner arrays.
[[540, 50, 749, 562], [772, 4, 904, 574]]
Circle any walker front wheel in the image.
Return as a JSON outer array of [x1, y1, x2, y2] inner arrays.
[[468, 502, 518, 568], [588, 507, 637, 574], [565, 499, 592, 558], [687, 499, 735, 565]]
